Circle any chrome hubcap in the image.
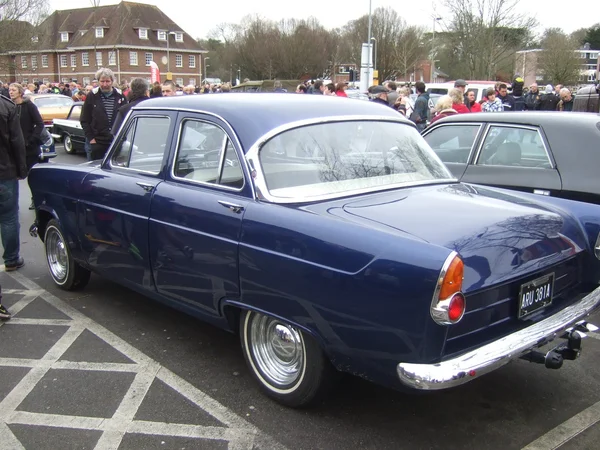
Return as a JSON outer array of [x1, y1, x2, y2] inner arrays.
[[250, 314, 304, 386], [46, 228, 68, 281]]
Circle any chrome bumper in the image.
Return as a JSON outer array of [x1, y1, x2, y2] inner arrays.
[[397, 285, 600, 390]]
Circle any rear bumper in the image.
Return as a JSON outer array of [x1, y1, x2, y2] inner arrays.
[[397, 285, 600, 390]]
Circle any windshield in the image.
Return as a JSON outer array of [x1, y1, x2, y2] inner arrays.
[[259, 120, 452, 199], [32, 96, 73, 108]]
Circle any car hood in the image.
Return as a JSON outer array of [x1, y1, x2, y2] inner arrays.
[[304, 183, 585, 292]]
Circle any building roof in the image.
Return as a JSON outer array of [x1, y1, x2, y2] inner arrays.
[[33, 1, 204, 52]]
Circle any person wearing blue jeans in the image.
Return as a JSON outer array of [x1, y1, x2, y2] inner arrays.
[[0, 92, 28, 320]]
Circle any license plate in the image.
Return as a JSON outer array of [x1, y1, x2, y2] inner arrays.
[[518, 273, 554, 319]]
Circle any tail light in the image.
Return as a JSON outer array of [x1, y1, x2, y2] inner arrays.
[[431, 252, 466, 325], [44, 120, 53, 126]]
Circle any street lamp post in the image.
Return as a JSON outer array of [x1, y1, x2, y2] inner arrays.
[[166, 31, 176, 74], [430, 17, 441, 83]]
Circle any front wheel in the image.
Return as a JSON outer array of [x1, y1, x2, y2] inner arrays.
[[240, 310, 336, 407], [44, 219, 90, 290]]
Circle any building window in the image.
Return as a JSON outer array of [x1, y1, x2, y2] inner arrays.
[[175, 54, 182, 68], [22, 78, 28, 84], [82, 52, 89, 66], [174, 32, 183, 42], [31, 36, 38, 43], [60, 55, 67, 67], [95, 28, 104, 38], [43, 78, 49, 84], [71, 54, 77, 67], [176, 78, 183, 86], [130, 51, 138, 65], [189, 78, 196, 86], [61, 77, 69, 83], [139, 28, 148, 39], [158, 30, 166, 41], [83, 77, 90, 86], [60, 32, 69, 42], [42, 55, 48, 67], [145, 52, 153, 66], [108, 51, 116, 66], [96, 51, 102, 67], [31, 55, 37, 68], [188, 55, 195, 68], [21, 56, 27, 68]]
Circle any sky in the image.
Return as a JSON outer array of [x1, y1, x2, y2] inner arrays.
[[48, 0, 598, 41]]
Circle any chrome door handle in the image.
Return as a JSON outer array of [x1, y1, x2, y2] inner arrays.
[[136, 181, 155, 192], [218, 200, 244, 214]]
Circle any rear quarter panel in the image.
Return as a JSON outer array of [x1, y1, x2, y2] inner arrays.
[[237, 201, 452, 387]]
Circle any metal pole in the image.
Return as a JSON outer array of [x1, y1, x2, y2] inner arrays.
[[430, 18, 435, 83], [367, 0, 372, 85], [371, 37, 377, 72]]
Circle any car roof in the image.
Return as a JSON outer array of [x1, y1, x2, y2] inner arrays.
[[431, 111, 600, 127], [134, 93, 408, 150]]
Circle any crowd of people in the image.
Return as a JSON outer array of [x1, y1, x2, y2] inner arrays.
[[366, 78, 577, 130]]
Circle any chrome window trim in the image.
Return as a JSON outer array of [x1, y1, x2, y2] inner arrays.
[[245, 115, 455, 204], [171, 117, 246, 193], [473, 123, 554, 169], [131, 107, 252, 196], [423, 122, 485, 165], [106, 114, 172, 175]]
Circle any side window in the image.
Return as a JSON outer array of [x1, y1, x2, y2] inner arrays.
[[174, 120, 244, 189], [423, 125, 480, 163], [111, 116, 170, 173], [69, 105, 82, 120], [477, 126, 551, 168]]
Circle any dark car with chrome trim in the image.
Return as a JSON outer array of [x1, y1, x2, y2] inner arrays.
[[422, 112, 600, 204], [51, 101, 85, 154], [27, 95, 600, 407]]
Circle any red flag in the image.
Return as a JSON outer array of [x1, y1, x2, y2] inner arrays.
[[150, 61, 160, 83]]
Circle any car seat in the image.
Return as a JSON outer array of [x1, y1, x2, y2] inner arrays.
[[493, 142, 522, 166]]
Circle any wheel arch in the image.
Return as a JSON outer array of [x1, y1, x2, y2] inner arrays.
[[35, 207, 60, 243]]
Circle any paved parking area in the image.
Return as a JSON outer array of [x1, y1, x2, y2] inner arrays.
[[0, 271, 286, 450]]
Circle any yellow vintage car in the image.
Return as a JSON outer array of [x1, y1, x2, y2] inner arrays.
[[27, 94, 74, 127]]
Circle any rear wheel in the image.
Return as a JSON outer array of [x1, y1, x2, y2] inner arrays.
[[44, 219, 90, 290], [63, 135, 76, 154], [240, 310, 336, 407]]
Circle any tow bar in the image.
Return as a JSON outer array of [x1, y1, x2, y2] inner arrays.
[[521, 321, 598, 369]]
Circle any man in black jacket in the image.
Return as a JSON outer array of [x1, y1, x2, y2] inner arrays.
[[80, 68, 126, 160], [112, 78, 150, 134], [0, 93, 28, 314]]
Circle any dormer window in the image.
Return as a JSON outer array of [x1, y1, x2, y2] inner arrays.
[[31, 35, 38, 43], [174, 32, 183, 42], [95, 27, 104, 38], [158, 30, 167, 41], [60, 32, 69, 42], [139, 28, 148, 39]]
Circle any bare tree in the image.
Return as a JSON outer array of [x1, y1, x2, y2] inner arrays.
[[538, 28, 582, 85], [443, 0, 536, 80]]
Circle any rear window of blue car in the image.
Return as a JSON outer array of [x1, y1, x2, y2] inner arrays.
[[259, 120, 452, 199]]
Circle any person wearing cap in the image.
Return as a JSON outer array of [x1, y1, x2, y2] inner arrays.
[[454, 79, 468, 105], [369, 85, 391, 107]]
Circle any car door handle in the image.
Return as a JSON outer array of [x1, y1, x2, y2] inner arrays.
[[218, 200, 244, 214], [136, 181, 155, 192]]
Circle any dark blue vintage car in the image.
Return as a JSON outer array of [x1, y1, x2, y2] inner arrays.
[[28, 94, 600, 407]]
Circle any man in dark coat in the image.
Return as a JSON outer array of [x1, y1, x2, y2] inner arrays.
[[80, 68, 127, 160], [0, 93, 28, 296], [112, 78, 150, 134], [535, 84, 560, 111]]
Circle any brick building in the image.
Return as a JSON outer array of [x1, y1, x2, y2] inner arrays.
[[0, 1, 206, 87]]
